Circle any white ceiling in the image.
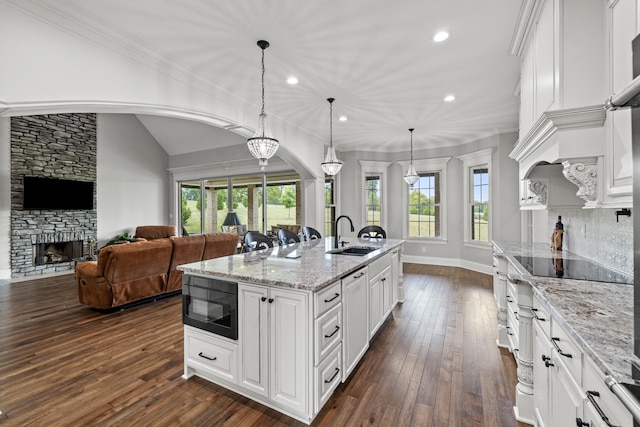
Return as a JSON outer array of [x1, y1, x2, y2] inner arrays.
[[8, 0, 523, 156]]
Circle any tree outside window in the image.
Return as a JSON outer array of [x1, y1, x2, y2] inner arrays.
[[471, 168, 489, 242], [408, 172, 440, 237], [325, 178, 336, 237], [365, 175, 381, 226]]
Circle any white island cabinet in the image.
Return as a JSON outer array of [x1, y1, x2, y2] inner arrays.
[[238, 283, 309, 414], [179, 237, 404, 425]]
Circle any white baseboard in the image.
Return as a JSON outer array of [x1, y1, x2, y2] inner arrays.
[[0, 269, 10, 280], [402, 255, 493, 276]]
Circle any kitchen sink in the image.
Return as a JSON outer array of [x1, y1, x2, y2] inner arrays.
[[327, 246, 378, 256]]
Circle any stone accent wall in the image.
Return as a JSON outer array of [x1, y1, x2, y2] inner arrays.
[[11, 114, 97, 278]]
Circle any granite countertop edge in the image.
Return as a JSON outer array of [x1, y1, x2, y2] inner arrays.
[[492, 240, 640, 388], [179, 238, 405, 292]]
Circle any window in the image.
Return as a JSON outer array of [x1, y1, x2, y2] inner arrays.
[[364, 174, 381, 226], [325, 177, 336, 237], [408, 172, 440, 237], [180, 181, 201, 235], [471, 168, 489, 241], [458, 148, 493, 247], [359, 161, 391, 231], [400, 157, 450, 241], [177, 173, 300, 236]]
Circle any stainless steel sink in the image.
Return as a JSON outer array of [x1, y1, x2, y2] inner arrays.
[[327, 246, 378, 256]]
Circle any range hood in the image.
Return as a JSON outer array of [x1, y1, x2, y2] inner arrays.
[[510, 105, 606, 208]]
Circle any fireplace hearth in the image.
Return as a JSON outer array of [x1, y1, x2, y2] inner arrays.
[[33, 240, 83, 266]]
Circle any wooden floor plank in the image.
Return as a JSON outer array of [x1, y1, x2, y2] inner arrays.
[[0, 264, 526, 426]]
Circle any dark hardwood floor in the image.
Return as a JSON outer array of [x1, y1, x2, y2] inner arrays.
[[0, 264, 527, 426]]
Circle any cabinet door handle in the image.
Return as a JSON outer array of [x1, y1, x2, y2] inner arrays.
[[324, 325, 340, 338], [261, 297, 267, 302], [506, 326, 513, 336], [324, 293, 340, 303], [392, 250, 398, 254], [354, 272, 365, 278], [506, 296, 513, 303], [532, 308, 546, 321], [541, 355, 554, 368], [514, 312, 519, 321], [198, 352, 217, 361], [586, 391, 620, 427], [576, 418, 590, 427], [324, 367, 340, 384], [268, 298, 274, 304], [551, 337, 572, 358]]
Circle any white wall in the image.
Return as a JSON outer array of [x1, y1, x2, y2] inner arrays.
[[338, 132, 520, 274], [97, 114, 169, 246], [0, 117, 10, 279]]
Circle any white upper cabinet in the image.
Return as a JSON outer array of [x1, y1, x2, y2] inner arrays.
[[603, 0, 637, 207], [512, 0, 635, 209]]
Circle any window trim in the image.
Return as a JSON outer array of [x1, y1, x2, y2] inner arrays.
[[398, 157, 450, 242], [458, 148, 493, 248], [359, 161, 391, 232]]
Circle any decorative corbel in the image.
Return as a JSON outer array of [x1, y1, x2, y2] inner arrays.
[[528, 180, 547, 204], [561, 160, 597, 203]]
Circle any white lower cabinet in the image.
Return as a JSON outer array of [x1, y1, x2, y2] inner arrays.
[[532, 294, 634, 427], [581, 356, 633, 427], [184, 325, 238, 384], [238, 282, 309, 415], [533, 321, 550, 427], [342, 266, 369, 381], [314, 342, 342, 411]]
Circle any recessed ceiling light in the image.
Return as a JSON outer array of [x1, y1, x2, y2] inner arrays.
[[444, 95, 455, 102], [434, 31, 449, 42], [339, 116, 347, 122], [287, 76, 298, 85]]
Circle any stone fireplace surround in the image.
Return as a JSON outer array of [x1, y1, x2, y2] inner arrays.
[[10, 113, 97, 278]]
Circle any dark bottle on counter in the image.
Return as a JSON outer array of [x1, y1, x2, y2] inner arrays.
[[551, 216, 563, 251]]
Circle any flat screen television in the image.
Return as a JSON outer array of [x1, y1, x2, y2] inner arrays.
[[23, 176, 94, 210]]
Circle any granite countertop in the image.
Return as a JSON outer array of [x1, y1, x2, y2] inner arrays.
[[493, 240, 639, 388], [178, 237, 404, 292]]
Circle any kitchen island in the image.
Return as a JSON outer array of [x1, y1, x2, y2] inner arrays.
[[178, 237, 404, 424], [492, 241, 640, 426]]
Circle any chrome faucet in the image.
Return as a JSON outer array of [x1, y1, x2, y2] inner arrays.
[[335, 215, 355, 248]]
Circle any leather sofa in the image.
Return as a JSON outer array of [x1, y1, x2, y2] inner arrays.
[[76, 230, 238, 309]]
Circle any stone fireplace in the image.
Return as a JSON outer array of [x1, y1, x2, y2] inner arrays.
[[10, 113, 97, 278]]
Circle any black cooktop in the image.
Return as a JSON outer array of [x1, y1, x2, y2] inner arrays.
[[513, 255, 633, 284]]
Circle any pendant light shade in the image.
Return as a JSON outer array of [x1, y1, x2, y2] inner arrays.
[[404, 128, 420, 185], [321, 97, 343, 176], [247, 40, 279, 167]]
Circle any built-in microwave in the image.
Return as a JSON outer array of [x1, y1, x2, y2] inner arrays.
[[182, 275, 238, 340]]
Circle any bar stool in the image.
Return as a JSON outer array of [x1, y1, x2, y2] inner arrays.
[[244, 231, 274, 252], [277, 229, 300, 246], [302, 226, 322, 241], [357, 225, 386, 239]]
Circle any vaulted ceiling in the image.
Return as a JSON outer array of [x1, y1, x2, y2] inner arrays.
[[4, 0, 523, 156]]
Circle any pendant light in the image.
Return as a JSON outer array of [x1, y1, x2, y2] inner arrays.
[[403, 128, 419, 185], [247, 40, 279, 167], [321, 97, 343, 176]]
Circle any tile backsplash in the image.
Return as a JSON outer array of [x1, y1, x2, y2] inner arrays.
[[549, 208, 633, 276]]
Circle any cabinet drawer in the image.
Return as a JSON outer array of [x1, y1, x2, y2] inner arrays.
[[315, 303, 342, 364], [185, 328, 238, 383], [368, 253, 390, 278], [314, 280, 342, 317], [582, 356, 633, 427], [550, 322, 582, 383], [532, 296, 550, 338], [315, 343, 342, 412]]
